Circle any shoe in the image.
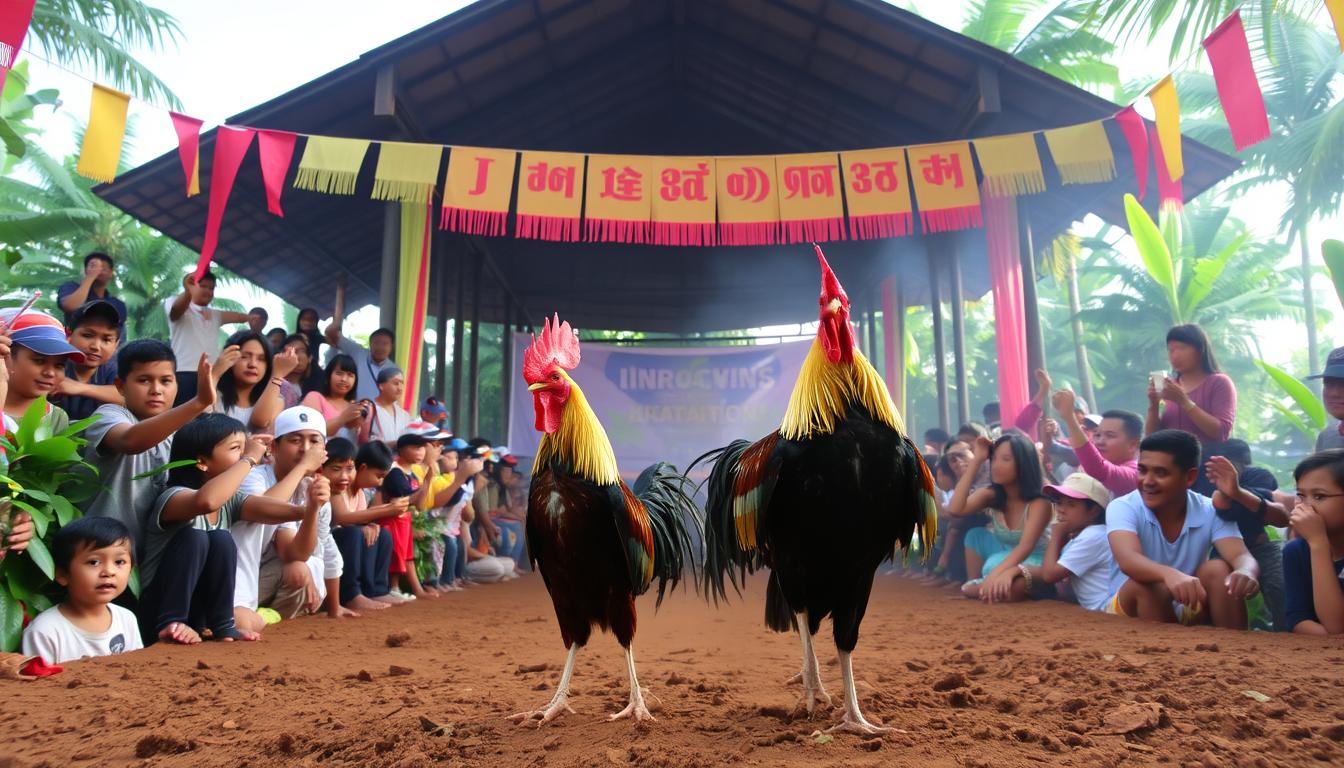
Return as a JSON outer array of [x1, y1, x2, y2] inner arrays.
[[390, 589, 416, 601]]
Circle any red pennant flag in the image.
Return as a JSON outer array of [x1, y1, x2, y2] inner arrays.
[[1113, 106, 1149, 200], [168, 112, 203, 197], [257, 131, 298, 216], [1202, 11, 1270, 151], [1151, 123, 1182, 210], [194, 127, 256, 280], [0, 0, 37, 91]]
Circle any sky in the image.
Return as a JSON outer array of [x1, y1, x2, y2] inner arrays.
[[17, 0, 1343, 358]]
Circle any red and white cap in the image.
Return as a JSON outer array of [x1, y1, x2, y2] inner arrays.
[[0, 308, 84, 362]]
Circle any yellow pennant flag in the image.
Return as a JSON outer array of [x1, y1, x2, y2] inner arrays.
[[1043, 121, 1116, 185], [371, 141, 443, 203], [972, 133, 1046, 197], [75, 84, 130, 183], [293, 136, 371, 195], [1328, 0, 1344, 52], [1148, 75, 1184, 182]]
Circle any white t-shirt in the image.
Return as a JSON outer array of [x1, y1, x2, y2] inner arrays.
[[21, 604, 143, 664], [234, 465, 341, 610], [1055, 524, 1118, 611], [164, 298, 223, 371], [369, 401, 412, 444]]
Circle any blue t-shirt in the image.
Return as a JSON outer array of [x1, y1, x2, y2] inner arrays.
[[1105, 489, 1243, 594], [56, 281, 127, 339], [54, 358, 119, 422], [1282, 538, 1344, 631]]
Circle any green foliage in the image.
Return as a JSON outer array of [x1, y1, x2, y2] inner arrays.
[[1324, 240, 1344, 311], [0, 398, 102, 651]]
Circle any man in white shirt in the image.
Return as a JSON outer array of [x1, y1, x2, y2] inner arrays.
[[164, 270, 249, 406]]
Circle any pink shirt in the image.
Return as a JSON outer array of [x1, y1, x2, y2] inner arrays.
[[1072, 440, 1138, 496], [1159, 373, 1236, 444]]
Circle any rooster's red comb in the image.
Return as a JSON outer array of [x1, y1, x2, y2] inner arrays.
[[815, 244, 847, 302], [523, 314, 581, 381]]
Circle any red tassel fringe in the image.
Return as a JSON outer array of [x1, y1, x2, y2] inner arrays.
[[848, 212, 913, 240], [516, 214, 580, 242], [585, 217, 653, 244], [781, 217, 846, 244], [650, 221, 716, 246], [440, 206, 508, 237], [717, 221, 779, 246], [919, 205, 983, 234]]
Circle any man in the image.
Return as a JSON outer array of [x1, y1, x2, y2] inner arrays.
[[247, 307, 268, 336], [1052, 387, 1143, 497], [982, 401, 1001, 435], [1312, 346, 1344, 452], [921, 428, 950, 456], [1105, 429, 1260, 629], [57, 252, 127, 339], [165, 271, 250, 406]]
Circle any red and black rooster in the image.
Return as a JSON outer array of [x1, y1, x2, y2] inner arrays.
[[695, 245, 937, 735], [513, 315, 700, 725]]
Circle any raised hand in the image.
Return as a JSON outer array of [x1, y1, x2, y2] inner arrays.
[[1203, 456, 1241, 500], [4, 511, 33, 553], [972, 435, 993, 464], [271, 347, 300, 379], [194, 353, 217, 409], [1050, 387, 1077, 418], [1032, 368, 1052, 405], [300, 442, 330, 474], [244, 434, 273, 464], [308, 475, 332, 510], [213, 345, 242, 384], [1159, 377, 1187, 406]]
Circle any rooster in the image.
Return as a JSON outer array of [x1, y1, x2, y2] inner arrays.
[[512, 315, 700, 726], [694, 245, 937, 735]]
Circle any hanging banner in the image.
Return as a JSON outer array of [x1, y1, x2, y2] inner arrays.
[[776, 152, 845, 244], [75, 84, 131, 183], [650, 157, 715, 245], [168, 112, 203, 197], [907, 142, 982, 233], [1043, 121, 1115, 185], [584, 154, 653, 243], [840, 147, 912, 240], [195, 127, 257, 280], [0, 0, 36, 91], [396, 200, 433, 412], [1148, 75, 1184, 182], [1328, 0, 1344, 52], [1202, 11, 1270, 151], [372, 141, 442, 203], [1113, 106, 1149, 200], [716, 156, 780, 245], [440, 146, 516, 237], [516, 151, 584, 242], [972, 133, 1046, 197], [1151, 123, 1183, 210], [292, 136, 370, 195], [257, 130, 297, 216]]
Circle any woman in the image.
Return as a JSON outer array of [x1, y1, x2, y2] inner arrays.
[[945, 431, 1053, 603], [278, 334, 311, 408], [1146, 323, 1236, 445], [367, 367, 412, 445], [213, 330, 293, 434], [295, 307, 326, 393], [301, 354, 368, 442]]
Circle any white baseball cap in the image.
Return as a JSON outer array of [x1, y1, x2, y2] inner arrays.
[[273, 406, 327, 439]]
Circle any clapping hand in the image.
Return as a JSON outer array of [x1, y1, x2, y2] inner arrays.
[[1032, 368, 1052, 405], [194, 353, 217, 409], [271, 347, 300, 379], [1204, 456, 1241, 501], [1050, 387, 1077, 418]]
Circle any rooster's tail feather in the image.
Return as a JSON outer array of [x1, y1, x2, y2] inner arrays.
[[633, 461, 703, 608]]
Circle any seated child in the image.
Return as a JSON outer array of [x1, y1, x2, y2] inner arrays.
[[375, 432, 439, 599], [1105, 429, 1260, 628], [53, 300, 124, 421], [1283, 449, 1344, 635], [21, 517, 142, 664], [1014, 473, 1116, 609], [1, 307, 85, 433], [324, 438, 403, 610]]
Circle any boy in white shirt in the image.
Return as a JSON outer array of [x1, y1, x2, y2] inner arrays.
[[164, 270, 249, 406], [22, 517, 143, 664]]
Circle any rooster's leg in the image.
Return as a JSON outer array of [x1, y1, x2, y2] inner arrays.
[[791, 614, 832, 715], [825, 650, 893, 736], [510, 644, 578, 726], [608, 645, 656, 723]]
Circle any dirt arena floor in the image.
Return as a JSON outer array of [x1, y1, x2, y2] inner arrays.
[[6, 571, 1344, 767]]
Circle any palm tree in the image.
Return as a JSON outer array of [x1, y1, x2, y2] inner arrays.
[[1070, 0, 1323, 61], [951, 0, 1121, 94]]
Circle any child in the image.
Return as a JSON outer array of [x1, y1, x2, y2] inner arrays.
[[1, 307, 85, 433], [81, 341, 218, 549], [21, 517, 142, 664], [52, 300, 124, 422], [164, 270, 250, 406], [375, 432, 438, 599], [1283, 449, 1344, 635], [302, 354, 369, 441], [430, 440, 485, 590], [1013, 473, 1116, 609], [325, 438, 404, 609], [1105, 429, 1259, 628], [139, 414, 320, 644]]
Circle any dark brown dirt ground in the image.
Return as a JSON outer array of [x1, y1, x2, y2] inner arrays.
[[5, 571, 1344, 767]]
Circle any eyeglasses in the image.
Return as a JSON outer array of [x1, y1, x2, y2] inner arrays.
[[1295, 492, 1344, 505]]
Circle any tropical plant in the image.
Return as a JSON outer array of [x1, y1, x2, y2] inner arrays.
[[952, 0, 1121, 93], [0, 61, 59, 168], [1071, 0, 1323, 60]]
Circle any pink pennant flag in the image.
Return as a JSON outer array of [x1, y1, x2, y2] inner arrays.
[[1202, 11, 1270, 151], [257, 130, 298, 216], [1151, 123, 1182, 210], [1113, 106, 1149, 200], [168, 112, 203, 197], [194, 126, 256, 280], [0, 0, 36, 91]]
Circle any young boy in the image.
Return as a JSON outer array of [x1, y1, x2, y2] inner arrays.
[[53, 299, 124, 422], [21, 517, 143, 664], [81, 341, 219, 549], [376, 432, 438, 599], [1283, 449, 1344, 635], [1, 307, 84, 434], [325, 438, 407, 608], [1105, 429, 1260, 628], [165, 270, 250, 406]]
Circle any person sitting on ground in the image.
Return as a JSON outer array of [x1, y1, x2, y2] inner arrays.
[[924, 440, 979, 586], [462, 501, 519, 584], [1146, 323, 1236, 445], [430, 439, 485, 591], [212, 330, 296, 435], [57, 251, 127, 339], [140, 415, 314, 644], [277, 334, 310, 409], [1204, 441, 1290, 631], [1284, 450, 1344, 635], [366, 367, 412, 446], [1009, 473, 1116, 609], [444, 439, 488, 589], [491, 447, 529, 569], [1052, 387, 1142, 497], [325, 438, 403, 609], [233, 406, 343, 634], [81, 342, 219, 553], [1104, 429, 1259, 628], [946, 432, 1053, 602], [1, 308, 85, 434], [375, 432, 440, 599], [165, 271, 250, 407], [302, 354, 369, 442], [323, 284, 396, 403], [52, 300, 124, 422], [21, 517, 142, 665]]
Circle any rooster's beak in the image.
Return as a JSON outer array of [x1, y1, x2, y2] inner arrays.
[[528, 382, 547, 392]]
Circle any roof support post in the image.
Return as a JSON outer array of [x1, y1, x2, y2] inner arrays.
[[501, 293, 513, 443], [926, 245, 950, 433], [451, 240, 466, 436], [434, 238, 449, 403], [468, 254, 482, 438], [379, 202, 400, 333], [1018, 199, 1046, 384], [881, 277, 906, 425], [947, 240, 971, 426]]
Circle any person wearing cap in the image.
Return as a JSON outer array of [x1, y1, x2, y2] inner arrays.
[[375, 430, 441, 600], [52, 299, 124, 422], [419, 397, 449, 430], [1, 307, 85, 435], [427, 438, 485, 591], [1003, 473, 1118, 610], [57, 251, 128, 339], [1051, 387, 1143, 497], [165, 269, 252, 407], [1311, 346, 1344, 453], [490, 446, 528, 569]]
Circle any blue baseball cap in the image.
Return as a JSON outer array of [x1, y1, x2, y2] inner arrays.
[[445, 437, 470, 451]]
